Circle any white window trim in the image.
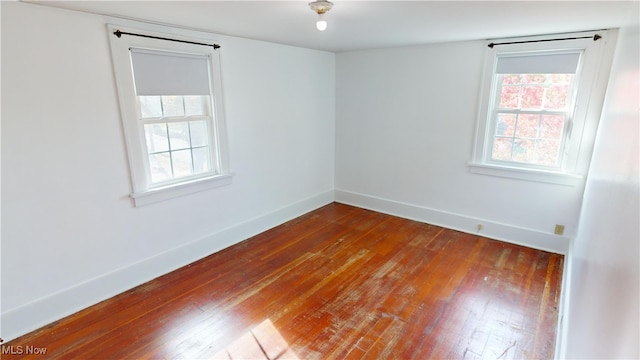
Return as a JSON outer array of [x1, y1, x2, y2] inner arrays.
[[108, 25, 231, 206], [468, 162, 583, 186], [130, 174, 233, 207], [469, 30, 617, 186]]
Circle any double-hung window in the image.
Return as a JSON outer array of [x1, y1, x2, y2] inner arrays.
[[469, 31, 614, 185], [489, 52, 580, 167], [109, 26, 230, 206]]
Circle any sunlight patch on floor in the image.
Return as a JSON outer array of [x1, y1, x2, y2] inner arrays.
[[213, 319, 299, 360]]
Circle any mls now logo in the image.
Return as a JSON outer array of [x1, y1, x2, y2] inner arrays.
[[1, 345, 48, 355]]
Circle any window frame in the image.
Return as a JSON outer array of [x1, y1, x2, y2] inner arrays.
[[108, 25, 231, 206], [469, 31, 612, 186]]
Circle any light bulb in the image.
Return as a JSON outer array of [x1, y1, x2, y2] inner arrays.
[[316, 12, 327, 31], [316, 20, 328, 31]]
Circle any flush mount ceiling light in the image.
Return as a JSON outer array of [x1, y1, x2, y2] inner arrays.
[[309, 0, 333, 31]]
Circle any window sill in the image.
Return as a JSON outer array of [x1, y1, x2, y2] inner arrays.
[[468, 162, 583, 186], [130, 173, 233, 207]]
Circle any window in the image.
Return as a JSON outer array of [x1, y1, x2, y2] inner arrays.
[[109, 26, 230, 206], [490, 52, 580, 167], [470, 31, 614, 185]]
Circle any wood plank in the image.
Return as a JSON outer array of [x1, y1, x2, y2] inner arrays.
[[2, 203, 563, 359]]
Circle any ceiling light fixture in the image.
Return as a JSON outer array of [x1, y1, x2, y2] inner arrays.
[[309, 1, 333, 31]]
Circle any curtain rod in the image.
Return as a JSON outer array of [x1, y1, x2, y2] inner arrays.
[[113, 30, 221, 50], [488, 34, 601, 48]]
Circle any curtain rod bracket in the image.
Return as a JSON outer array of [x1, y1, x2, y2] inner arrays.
[[113, 29, 221, 50]]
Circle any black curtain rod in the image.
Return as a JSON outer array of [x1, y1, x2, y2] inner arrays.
[[488, 34, 601, 48], [113, 30, 221, 50]]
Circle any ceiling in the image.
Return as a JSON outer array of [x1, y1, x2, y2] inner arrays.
[[26, 1, 640, 52]]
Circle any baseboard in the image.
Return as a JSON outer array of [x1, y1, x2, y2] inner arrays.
[[1, 190, 334, 343], [334, 189, 570, 255], [554, 237, 575, 359]]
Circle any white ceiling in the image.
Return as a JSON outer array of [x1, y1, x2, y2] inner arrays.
[[27, 0, 640, 52]]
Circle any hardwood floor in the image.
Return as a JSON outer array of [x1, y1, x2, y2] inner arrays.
[[3, 203, 564, 359]]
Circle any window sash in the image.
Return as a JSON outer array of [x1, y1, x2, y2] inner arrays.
[[486, 109, 571, 170], [138, 114, 218, 188]]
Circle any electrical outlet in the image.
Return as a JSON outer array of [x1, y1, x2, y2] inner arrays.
[[554, 224, 565, 235]]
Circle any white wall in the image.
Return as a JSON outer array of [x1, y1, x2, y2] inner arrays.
[[1, 2, 335, 341], [335, 41, 593, 253], [562, 25, 639, 359]]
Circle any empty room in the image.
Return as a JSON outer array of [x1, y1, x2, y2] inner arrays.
[[1, 1, 638, 359]]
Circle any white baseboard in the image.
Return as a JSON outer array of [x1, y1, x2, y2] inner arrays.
[[1, 190, 334, 343], [554, 238, 575, 359], [334, 189, 570, 255]]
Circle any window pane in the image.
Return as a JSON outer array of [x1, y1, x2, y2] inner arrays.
[[139, 96, 162, 118], [192, 147, 211, 173], [144, 123, 170, 153], [549, 74, 573, 84], [512, 139, 535, 162], [515, 114, 540, 138], [161, 96, 184, 117], [521, 86, 544, 109], [502, 74, 521, 85], [545, 84, 571, 110], [492, 137, 513, 161], [168, 122, 190, 150], [496, 113, 516, 137], [537, 140, 562, 166], [172, 149, 193, 178], [149, 152, 172, 182], [540, 115, 565, 139], [499, 85, 520, 109], [189, 120, 209, 147], [184, 95, 208, 116], [522, 74, 547, 84]]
